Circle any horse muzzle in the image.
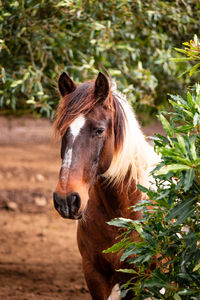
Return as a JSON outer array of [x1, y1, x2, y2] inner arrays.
[[53, 192, 82, 219]]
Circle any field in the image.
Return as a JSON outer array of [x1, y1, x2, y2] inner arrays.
[[0, 116, 162, 299]]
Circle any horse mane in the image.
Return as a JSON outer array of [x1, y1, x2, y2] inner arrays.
[[54, 79, 159, 189], [103, 82, 159, 188]]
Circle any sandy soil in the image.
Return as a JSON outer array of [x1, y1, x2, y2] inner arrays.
[[0, 116, 163, 300], [0, 117, 90, 300]]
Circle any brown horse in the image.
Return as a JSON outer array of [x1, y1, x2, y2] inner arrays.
[[53, 72, 158, 299]]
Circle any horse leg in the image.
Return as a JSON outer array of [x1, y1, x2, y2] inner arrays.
[[82, 259, 114, 300]]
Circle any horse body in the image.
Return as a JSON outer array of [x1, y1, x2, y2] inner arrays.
[[77, 180, 142, 299], [53, 72, 158, 299]]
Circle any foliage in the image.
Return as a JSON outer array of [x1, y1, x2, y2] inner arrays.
[[0, 0, 200, 117], [104, 41, 200, 298], [171, 34, 200, 77]]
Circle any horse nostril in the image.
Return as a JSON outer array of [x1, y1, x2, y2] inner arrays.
[[53, 192, 64, 211], [53, 192, 65, 211], [67, 193, 81, 215], [53, 192, 81, 219]]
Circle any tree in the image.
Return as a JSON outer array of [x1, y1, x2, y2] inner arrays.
[[0, 0, 200, 117]]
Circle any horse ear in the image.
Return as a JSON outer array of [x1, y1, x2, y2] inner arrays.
[[58, 72, 76, 97], [94, 72, 109, 102]]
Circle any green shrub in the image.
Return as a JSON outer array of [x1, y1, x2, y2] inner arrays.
[[0, 0, 200, 117], [104, 38, 200, 299]]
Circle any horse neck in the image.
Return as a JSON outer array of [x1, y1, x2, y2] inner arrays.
[[93, 176, 143, 220]]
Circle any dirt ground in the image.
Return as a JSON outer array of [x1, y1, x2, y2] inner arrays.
[[0, 116, 163, 300]]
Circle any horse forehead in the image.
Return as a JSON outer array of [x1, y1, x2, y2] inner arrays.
[[88, 104, 111, 121], [70, 115, 86, 138]]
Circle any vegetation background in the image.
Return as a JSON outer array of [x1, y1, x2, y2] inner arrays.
[[0, 0, 200, 118], [0, 1, 200, 299]]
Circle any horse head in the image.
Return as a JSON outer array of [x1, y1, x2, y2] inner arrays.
[[53, 72, 116, 219]]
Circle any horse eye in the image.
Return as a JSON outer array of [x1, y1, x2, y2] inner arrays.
[[95, 127, 105, 137]]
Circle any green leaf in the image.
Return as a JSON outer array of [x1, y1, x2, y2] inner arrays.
[[177, 68, 191, 78], [103, 238, 128, 254], [156, 164, 190, 175], [176, 125, 193, 133], [193, 261, 200, 272], [167, 198, 196, 224], [169, 94, 185, 103], [187, 92, 194, 108], [10, 80, 23, 88], [176, 135, 187, 155], [178, 289, 197, 295], [143, 277, 168, 288], [132, 222, 144, 237], [189, 63, 200, 76], [158, 114, 173, 137], [117, 268, 138, 274], [170, 57, 195, 62], [174, 48, 188, 54], [107, 218, 133, 228], [174, 293, 182, 300], [137, 184, 149, 193], [120, 247, 136, 261], [184, 168, 195, 192]]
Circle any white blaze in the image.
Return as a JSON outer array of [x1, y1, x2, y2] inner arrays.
[[61, 115, 86, 183], [70, 115, 85, 141], [62, 148, 73, 168]]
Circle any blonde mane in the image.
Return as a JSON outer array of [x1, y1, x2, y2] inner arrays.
[[103, 82, 159, 189]]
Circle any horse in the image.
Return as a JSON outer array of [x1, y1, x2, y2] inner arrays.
[[53, 72, 158, 299]]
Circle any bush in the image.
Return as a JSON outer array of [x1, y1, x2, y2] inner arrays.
[[0, 0, 200, 117], [104, 38, 200, 299]]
